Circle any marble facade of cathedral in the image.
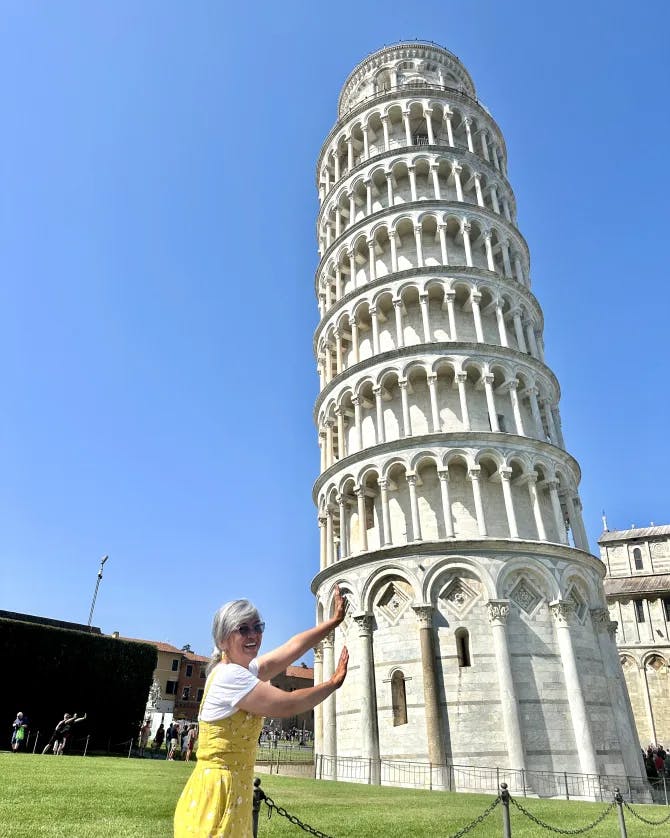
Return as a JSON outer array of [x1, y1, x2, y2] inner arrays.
[[309, 41, 646, 788], [601, 524, 670, 748]]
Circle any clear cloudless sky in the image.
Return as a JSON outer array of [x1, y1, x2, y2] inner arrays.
[[1, 1, 668, 660]]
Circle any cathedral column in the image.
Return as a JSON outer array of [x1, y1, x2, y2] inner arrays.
[[438, 469, 455, 538], [362, 124, 370, 160], [487, 600, 526, 771], [469, 467, 487, 536], [525, 386, 544, 439], [501, 239, 512, 277], [354, 614, 381, 784], [499, 467, 519, 538], [546, 479, 568, 544], [541, 398, 559, 443], [413, 605, 447, 785], [484, 231, 495, 271], [325, 419, 334, 469], [456, 372, 471, 430], [550, 601, 599, 776], [321, 632, 337, 777], [399, 378, 411, 436], [378, 478, 392, 546], [406, 472, 422, 542], [408, 166, 418, 202], [427, 374, 440, 432], [373, 385, 385, 444], [335, 329, 343, 375], [525, 321, 539, 358], [480, 129, 490, 161], [490, 183, 500, 213]]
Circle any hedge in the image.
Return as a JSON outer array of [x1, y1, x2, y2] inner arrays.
[[1, 618, 156, 752]]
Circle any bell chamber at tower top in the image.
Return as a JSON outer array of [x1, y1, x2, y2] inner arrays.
[[337, 43, 477, 116]]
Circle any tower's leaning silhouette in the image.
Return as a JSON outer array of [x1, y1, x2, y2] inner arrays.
[[311, 41, 644, 789]]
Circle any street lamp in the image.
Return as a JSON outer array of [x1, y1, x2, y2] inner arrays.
[[87, 555, 109, 629]]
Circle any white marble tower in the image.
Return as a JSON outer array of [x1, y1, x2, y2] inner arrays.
[[311, 42, 645, 788]]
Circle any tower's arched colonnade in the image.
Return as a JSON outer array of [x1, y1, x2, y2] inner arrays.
[[310, 41, 646, 791]]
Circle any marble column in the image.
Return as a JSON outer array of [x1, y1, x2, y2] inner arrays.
[[321, 632, 337, 778], [487, 600, 526, 771], [354, 614, 381, 784], [413, 605, 447, 786], [550, 601, 599, 776]]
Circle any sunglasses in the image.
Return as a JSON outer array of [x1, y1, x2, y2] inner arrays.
[[236, 622, 266, 637]]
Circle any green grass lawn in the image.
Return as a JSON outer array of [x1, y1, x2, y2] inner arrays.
[[0, 752, 666, 837]]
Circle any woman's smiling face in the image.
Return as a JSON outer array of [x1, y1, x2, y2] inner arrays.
[[224, 621, 264, 666]]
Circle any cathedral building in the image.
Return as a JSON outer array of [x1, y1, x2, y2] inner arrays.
[[310, 41, 645, 789], [600, 523, 670, 748]]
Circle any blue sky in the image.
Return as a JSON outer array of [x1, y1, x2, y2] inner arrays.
[[1, 1, 668, 660]]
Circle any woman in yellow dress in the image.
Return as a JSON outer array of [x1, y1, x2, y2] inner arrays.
[[174, 587, 349, 837]]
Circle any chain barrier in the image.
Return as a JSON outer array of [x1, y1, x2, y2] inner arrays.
[[264, 796, 335, 838], [444, 794, 500, 838], [623, 799, 670, 826], [509, 795, 615, 835]]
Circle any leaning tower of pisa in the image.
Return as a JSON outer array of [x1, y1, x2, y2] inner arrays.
[[311, 42, 645, 789]]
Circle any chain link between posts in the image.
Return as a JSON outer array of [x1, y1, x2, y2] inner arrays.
[[264, 796, 334, 838], [445, 794, 500, 838], [623, 799, 670, 826], [509, 795, 615, 834]]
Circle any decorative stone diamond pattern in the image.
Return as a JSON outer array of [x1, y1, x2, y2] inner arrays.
[[509, 578, 542, 615], [438, 577, 480, 618], [567, 585, 588, 623], [375, 581, 412, 626]]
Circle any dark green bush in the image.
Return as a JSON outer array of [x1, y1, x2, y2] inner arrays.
[[1, 618, 156, 751]]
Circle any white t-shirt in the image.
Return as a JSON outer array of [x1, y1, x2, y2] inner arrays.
[[199, 659, 260, 722]]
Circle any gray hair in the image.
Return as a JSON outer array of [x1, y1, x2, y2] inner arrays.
[[206, 599, 261, 675]]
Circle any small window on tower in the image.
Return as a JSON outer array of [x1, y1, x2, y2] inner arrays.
[[635, 600, 645, 623], [632, 547, 643, 570], [391, 671, 408, 726], [664, 598, 670, 622], [455, 628, 471, 668]]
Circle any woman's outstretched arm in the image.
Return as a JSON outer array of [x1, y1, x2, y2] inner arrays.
[[240, 647, 348, 718], [255, 586, 347, 681]]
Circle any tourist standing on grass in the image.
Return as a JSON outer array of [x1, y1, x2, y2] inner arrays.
[[42, 712, 86, 755], [138, 720, 151, 756], [167, 724, 180, 760], [152, 723, 165, 755], [173, 586, 349, 838], [11, 712, 28, 752], [184, 725, 197, 762], [251, 777, 266, 838]]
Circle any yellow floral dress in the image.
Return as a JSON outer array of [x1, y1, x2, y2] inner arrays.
[[174, 697, 263, 837]]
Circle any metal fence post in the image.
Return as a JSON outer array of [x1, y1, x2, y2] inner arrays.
[[127, 739, 133, 758], [500, 783, 512, 838], [83, 735, 90, 757], [614, 788, 628, 838], [32, 732, 40, 754], [664, 775, 668, 807], [521, 768, 526, 797]]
